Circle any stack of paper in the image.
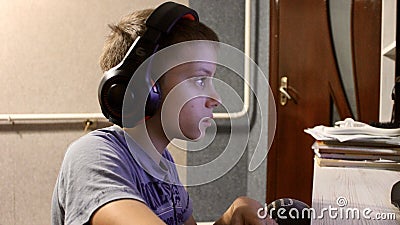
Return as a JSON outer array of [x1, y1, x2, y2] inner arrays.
[[304, 118, 400, 170]]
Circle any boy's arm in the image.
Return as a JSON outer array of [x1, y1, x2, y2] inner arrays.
[[184, 215, 197, 225], [214, 196, 277, 225], [90, 199, 166, 225], [90, 197, 277, 225]]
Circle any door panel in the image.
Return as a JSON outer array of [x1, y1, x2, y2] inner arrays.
[[267, 0, 382, 204], [267, 0, 381, 205]]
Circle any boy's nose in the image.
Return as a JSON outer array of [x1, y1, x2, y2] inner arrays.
[[206, 88, 221, 108]]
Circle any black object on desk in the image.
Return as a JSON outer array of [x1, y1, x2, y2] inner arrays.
[[267, 198, 311, 225], [392, 180, 400, 210]]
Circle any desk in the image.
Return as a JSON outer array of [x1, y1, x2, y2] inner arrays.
[[311, 161, 400, 224]]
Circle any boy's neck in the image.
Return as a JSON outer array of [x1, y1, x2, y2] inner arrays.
[[123, 117, 169, 164]]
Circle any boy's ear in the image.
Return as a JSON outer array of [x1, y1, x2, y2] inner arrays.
[[145, 82, 162, 116]]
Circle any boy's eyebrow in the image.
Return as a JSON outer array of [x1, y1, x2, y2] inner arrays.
[[194, 68, 214, 76]]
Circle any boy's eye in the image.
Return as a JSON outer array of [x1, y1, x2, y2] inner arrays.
[[195, 77, 207, 87]]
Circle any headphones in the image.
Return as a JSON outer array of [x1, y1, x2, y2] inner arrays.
[[98, 2, 199, 127]]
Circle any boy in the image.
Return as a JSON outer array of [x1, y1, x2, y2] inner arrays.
[[51, 2, 275, 225]]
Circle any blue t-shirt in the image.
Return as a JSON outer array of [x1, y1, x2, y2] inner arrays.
[[51, 126, 193, 225]]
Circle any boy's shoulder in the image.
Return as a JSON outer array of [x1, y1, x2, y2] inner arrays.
[[75, 125, 125, 146], [64, 126, 128, 159]]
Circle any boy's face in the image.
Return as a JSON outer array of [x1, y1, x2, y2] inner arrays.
[[159, 60, 221, 141]]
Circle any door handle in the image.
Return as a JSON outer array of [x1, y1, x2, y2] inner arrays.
[[279, 87, 292, 100], [279, 76, 293, 105]]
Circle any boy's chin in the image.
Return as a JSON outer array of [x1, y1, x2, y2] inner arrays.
[[179, 129, 205, 142]]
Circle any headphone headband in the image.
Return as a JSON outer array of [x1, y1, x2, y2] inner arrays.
[[146, 2, 198, 34]]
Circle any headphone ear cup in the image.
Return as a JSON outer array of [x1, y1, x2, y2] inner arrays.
[[106, 83, 126, 114], [145, 82, 161, 117], [98, 74, 130, 126]]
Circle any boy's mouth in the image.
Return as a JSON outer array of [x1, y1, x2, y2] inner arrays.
[[201, 117, 213, 127]]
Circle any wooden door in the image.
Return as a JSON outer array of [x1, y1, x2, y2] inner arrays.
[[267, 0, 381, 205]]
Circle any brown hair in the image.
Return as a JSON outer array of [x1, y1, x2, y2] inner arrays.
[[99, 8, 219, 72]]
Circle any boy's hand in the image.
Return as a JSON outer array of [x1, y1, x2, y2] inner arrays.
[[215, 196, 278, 225]]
